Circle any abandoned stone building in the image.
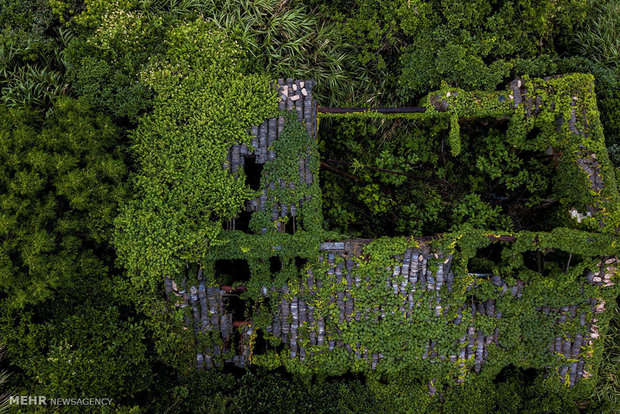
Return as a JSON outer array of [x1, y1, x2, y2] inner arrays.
[[164, 76, 618, 393]]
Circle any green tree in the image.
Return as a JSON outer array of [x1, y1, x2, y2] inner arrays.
[[0, 98, 126, 308], [0, 98, 152, 400], [398, 0, 588, 99], [114, 18, 277, 289]]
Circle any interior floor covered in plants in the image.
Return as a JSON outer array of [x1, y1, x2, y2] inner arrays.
[[319, 116, 562, 238]]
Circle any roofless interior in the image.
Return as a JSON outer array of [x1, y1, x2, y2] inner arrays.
[[318, 116, 561, 237]]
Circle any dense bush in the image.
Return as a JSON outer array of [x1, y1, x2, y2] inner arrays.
[[59, 0, 163, 122], [0, 98, 152, 402], [132, 369, 382, 414], [0, 98, 126, 308], [113, 18, 276, 289], [231, 370, 380, 414]]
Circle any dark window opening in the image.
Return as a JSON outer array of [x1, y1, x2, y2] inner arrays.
[[225, 295, 249, 323], [522, 251, 542, 273], [223, 211, 253, 233], [235, 211, 252, 233], [468, 243, 504, 274], [284, 216, 296, 234], [295, 256, 309, 272], [545, 249, 581, 272], [215, 259, 251, 284], [460, 116, 510, 135], [522, 249, 581, 276], [493, 364, 538, 384], [526, 127, 542, 142], [244, 155, 263, 191], [252, 330, 267, 356], [270, 256, 283, 273]]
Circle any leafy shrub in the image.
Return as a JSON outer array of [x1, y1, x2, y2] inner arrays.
[[0, 98, 152, 401], [230, 370, 380, 414], [18, 305, 151, 400], [114, 18, 277, 288], [398, 0, 588, 100], [451, 194, 512, 231], [61, 1, 162, 122]]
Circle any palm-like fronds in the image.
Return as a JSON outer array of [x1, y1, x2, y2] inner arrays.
[[55, 26, 76, 68], [0, 26, 72, 109], [197, 0, 378, 105], [575, 0, 620, 67], [590, 305, 620, 407], [1, 64, 66, 107], [138, 0, 212, 17]]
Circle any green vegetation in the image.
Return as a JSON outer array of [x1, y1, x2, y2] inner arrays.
[[0, 98, 152, 400], [195, 74, 618, 413], [114, 18, 277, 290], [0, 0, 619, 413]]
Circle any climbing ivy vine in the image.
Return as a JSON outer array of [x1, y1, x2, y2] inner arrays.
[[178, 74, 620, 411]]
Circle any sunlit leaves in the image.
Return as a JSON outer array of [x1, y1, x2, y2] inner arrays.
[[114, 19, 277, 288], [0, 98, 126, 309]]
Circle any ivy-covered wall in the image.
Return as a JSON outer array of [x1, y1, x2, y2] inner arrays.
[[167, 74, 619, 406]]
